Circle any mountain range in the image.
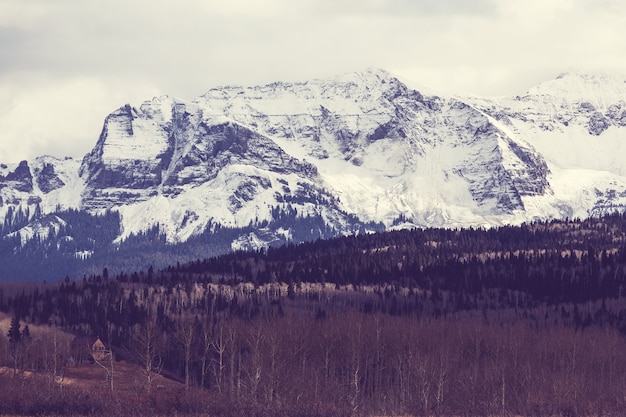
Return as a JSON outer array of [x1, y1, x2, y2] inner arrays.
[[2, 68, 626, 280]]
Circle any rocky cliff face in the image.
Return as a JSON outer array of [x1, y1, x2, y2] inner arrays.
[[465, 71, 626, 219], [1, 160, 34, 193], [3, 69, 626, 254]]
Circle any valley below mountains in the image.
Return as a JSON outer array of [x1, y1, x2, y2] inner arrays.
[[2, 68, 626, 280]]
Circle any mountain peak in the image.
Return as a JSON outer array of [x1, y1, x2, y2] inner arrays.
[[527, 71, 626, 107], [334, 67, 394, 81], [199, 68, 408, 102], [4, 68, 626, 281]]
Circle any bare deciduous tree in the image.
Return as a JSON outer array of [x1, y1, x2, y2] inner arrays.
[[93, 346, 115, 392], [129, 318, 163, 392], [210, 321, 227, 393], [176, 315, 195, 391]]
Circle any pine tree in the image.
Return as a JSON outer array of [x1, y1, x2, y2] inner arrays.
[[7, 316, 21, 347], [22, 325, 30, 339], [7, 316, 22, 375]]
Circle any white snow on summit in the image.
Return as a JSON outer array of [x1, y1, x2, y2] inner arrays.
[[3, 68, 626, 247], [527, 72, 626, 109]]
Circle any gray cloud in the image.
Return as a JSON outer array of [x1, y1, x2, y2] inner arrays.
[[311, 0, 496, 16], [1, 0, 625, 163]]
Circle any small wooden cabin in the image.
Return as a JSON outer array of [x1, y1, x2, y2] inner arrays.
[[70, 336, 107, 365]]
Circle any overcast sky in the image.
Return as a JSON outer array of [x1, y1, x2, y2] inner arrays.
[[1, 0, 625, 163]]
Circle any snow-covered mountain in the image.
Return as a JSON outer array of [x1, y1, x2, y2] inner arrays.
[[2, 68, 626, 278]]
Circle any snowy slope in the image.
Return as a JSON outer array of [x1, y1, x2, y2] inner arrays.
[[195, 69, 550, 227], [466, 72, 626, 221], [0, 156, 82, 222], [2, 69, 626, 251]]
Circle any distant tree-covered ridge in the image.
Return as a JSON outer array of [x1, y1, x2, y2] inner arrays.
[[4, 212, 626, 321], [172, 211, 626, 304], [0, 203, 380, 282]]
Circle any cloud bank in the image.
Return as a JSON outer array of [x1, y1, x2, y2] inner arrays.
[[1, 0, 625, 162]]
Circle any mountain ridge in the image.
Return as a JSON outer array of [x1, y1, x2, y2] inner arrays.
[[2, 68, 626, 279]]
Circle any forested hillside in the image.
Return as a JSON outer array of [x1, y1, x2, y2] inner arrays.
[[3, 213, 626, 416], [0, 204, 373, 282]]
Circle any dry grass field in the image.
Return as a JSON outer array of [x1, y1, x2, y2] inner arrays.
[[60, 360, 182, 397]]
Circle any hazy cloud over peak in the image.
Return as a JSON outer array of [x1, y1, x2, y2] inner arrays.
[[1, 0, 625, 163], [311, 0, 497, 16]]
